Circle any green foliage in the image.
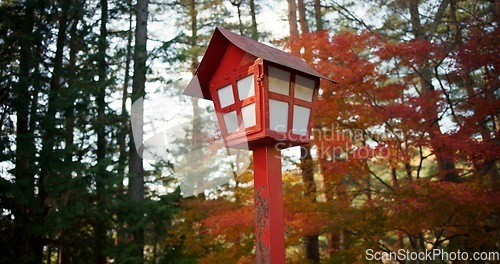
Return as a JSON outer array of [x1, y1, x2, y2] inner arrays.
[[0, 0, 184, 262]]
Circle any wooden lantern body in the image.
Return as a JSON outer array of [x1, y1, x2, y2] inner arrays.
[[184, 27, 328, 149]]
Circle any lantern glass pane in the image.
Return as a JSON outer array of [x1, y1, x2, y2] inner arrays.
[[237, 74, 255, 100], [217, 84, 234, 108], [268, 66, 290, 96], [269, 99, 288, 132], [223, 111, 239, 134], [294, 75, 315, 102], [292, 105, 310, 136], [241, 103, 256, 128]]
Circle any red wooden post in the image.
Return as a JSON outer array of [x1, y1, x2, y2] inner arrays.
[[253, 145, 285, 264]]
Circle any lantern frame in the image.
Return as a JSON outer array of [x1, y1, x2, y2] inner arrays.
[[210, 60, 263, 144], [209, 58, 319, 149], [184, 27, 333, 149], [263, 61, 319, 144]]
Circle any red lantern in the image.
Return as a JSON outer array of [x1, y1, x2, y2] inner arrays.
[[184, 27, 329, 149], [183, 27, 333, 264]]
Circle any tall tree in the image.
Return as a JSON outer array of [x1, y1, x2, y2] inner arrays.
[[299, 146, 320, 264], [129, 0, 148, 260], [95, 0, 109, 262], [287, 0, 299, 41], [285, 1, 321, 261], [41, 0, 70, 261], [249, 0, 259, 40], [314, 0, 322, 31], [407, 0, 458, 182], [10, 1, 43, 261], [116, 0, 134, 254], [297, 0, 309, 34]]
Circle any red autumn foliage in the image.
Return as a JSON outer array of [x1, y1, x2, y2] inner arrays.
[[286, 27, 500, 260]]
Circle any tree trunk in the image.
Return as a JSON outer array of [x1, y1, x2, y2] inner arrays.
[[314, 0, 323, 31], [56, 1, 83, 262], [297, 0, 309, 34], [129, 0, 148, 260], [13, 1, 44, 262], [293, 4, 321, 261], [65, 0, 80, 176], [188, 0, 205, 198], [189, 0, 199, 73], [43, 0, 70, 262], [118, 7, 133, 196], [249, 0, 259, 40], [287, 0, 299, 41], [116, 0, 133, 252], [300, 145, 320, 264], [95, 0, 108, 262]]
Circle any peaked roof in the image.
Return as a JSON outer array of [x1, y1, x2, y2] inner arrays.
[[183, 27, 330, 100]]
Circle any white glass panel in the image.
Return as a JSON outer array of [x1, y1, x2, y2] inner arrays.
[[292, 105, 311, 136], [223, 111, 239, 133], [294, 75, 315, 102], [269, 99, 288, 132], [217, 84, 234, 108], [268, 66, 290, 96], [237, 74, 255, 100], [241, 103, 256, 128]]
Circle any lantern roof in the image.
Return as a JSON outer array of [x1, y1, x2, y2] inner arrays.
[[183, 27, 331, 100]]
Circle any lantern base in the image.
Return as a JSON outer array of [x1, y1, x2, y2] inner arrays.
[[226, 137, 310, 150], [223, 130, 311, 150]]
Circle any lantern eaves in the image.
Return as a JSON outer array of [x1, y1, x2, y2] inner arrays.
[[183, 27, 331, 100]]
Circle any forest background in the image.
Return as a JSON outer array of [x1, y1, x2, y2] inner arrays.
[[0, 0, 499, 263]]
